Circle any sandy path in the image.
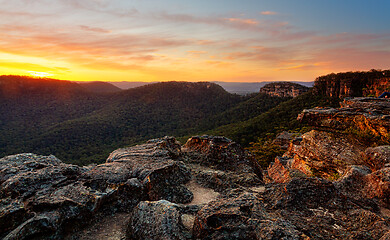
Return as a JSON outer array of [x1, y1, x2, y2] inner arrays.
[[66, 181, 220, 239], [185, 180, 219, 205], [65, 213, 130, 240]]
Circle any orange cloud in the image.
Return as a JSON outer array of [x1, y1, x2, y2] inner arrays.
[[187, 50, 207, 57], [205, 60, 233, 67], [261, 11, 278, 15], [224, 18, 258, 26]]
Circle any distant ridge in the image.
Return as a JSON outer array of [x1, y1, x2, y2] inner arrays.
[[259, 82, 309, 98], [213, 81, 313, 95], [109, 81, 156, 90], [101, 81, 315, 94], [76, 80, 314, 95], [78, 81, 122, 93]]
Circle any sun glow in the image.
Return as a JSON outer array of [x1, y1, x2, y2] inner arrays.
[[28, 71, 53, 78]]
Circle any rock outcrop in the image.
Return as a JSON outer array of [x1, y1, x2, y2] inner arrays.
[[0, 137, 194, 239], [313, 70, 390, 98], [269, 97, 390, 208], [182, 135, 263, 179], [272, 131, 301, 150], [0, 136, 262, 239], [298, 97, 390, 139], [182, 136, 263, 193], [259, 82, 309, 98], [128, 200, 191, 240]]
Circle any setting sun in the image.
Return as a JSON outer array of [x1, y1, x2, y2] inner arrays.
[[28, 71, 53, 78], [0, 0, 389, 83]]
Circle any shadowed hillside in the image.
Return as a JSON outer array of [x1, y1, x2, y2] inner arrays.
[[0, 76, 286, 165], [79, 81, 122, 93]]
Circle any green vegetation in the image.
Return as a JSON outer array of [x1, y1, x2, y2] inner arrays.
[[0, 75, 287, 165], [314, 69, 390, 98], [344, 127, 390, 147], [246, 136, 285, 168], [207, 91, 340, 146]]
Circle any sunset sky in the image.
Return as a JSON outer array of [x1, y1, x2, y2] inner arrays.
[[1, 0, 389, 82]]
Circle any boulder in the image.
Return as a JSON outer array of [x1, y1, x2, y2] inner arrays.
[[334, 165, 372, 200], [272, 131, 301, 150], [364, 167, 390, 204], [3, 213, 60, 240], [193, 192, 302, 240], [127, 200, 191, 240], [282, 130, 365, 179], [365, 146, 390, 171], [86, 136, 193, 204], [182, 135, 263, 181], [335, 165, 390, 209], [0, 198, 31, 236], [267, 157, 306, 183], [189, 164, 261, 193]]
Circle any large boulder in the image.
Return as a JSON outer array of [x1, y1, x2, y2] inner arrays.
[[127, 200, 191, 240], [267, 157, 306, 183], [182, 135, 263, 181], [335, 165, 390, 208], [282, 130, 366, 179], [193, 192, 302, 240], [101, 136, 193, 204]]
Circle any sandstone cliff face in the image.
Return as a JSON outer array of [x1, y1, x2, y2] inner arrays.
[[268, 97, 390, 206], [298, 97, 390, 140], [314, 70, 390, 98], [263, 97, 390, 239], [259, 82, 309, 98]]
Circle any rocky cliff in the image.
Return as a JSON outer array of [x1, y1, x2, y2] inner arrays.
[[298, 97, 390, 140], [259, 82, 309, 98], [1, 98, 390, 239], [314, 70, 390, 98]]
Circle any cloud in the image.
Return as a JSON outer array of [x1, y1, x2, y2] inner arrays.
[[278, 64, 323, 71], [187, 50, 207, 57], [0, 24, 192, 72], [79, 25, 111, 33], [261, 11, 278, 16], [205, 60, 232, 67], [156, 12, 261, 30], [224, 18, 258, 26], [196, 40, 216, 45], [155, 12, 313, 41], [312, 47, 390, 71], [0, 61, 70, 72], [224, 45, 294, 64]]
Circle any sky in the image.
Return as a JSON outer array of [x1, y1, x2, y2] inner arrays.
[[0, 0, 389, 82]]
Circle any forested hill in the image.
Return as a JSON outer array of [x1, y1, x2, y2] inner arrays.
[[0, 75, 287, 165], [78, 81, 122, 93]]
